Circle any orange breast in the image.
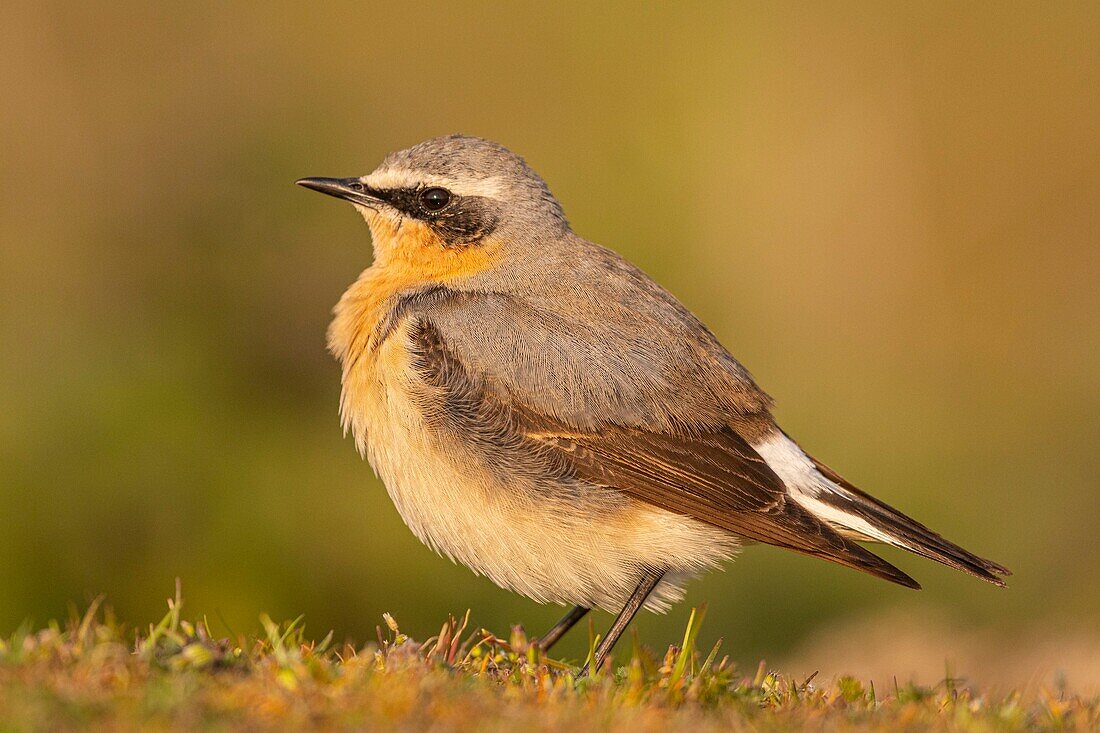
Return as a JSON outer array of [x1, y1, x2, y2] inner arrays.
[[327, 219, 502, 373]]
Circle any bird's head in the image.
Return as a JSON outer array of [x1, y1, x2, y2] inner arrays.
[[297, 135, 568, 269]]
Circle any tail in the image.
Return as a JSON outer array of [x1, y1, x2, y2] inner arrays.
[[752, 430, 1011, 587], [808, 455, 1011, 586]]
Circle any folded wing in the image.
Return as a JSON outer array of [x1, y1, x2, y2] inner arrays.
[[408, 316, 921, 589]]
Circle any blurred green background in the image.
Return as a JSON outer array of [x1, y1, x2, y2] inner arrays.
[[2, 2, 1098, 685]]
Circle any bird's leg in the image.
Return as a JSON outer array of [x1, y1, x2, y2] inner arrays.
[[536, 605, 589, 653], [579, 568, 665, 677]]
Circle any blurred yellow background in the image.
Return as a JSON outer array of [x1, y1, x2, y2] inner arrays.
[[2, 2, 1097, 689]]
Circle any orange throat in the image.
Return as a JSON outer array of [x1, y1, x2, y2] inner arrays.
[[326, 213, 501, 372]]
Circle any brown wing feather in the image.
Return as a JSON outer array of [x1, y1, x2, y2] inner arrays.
[[409, 319, 920, 589], [530, 424, 919, 589]]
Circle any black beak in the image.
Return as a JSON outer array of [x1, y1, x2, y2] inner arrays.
[[295, 177, 380, 206]]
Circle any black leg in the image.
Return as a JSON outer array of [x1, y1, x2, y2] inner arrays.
[[580, 569, 665, 677], [537, 605, 589, 652]]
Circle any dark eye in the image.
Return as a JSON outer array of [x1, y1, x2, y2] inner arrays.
[[419, 187, 452, 212]]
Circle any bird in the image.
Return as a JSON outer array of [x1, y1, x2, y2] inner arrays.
[[296, 135, 1009, 674]]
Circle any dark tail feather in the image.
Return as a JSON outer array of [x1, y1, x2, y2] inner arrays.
[[763, 492, 923, 590], [813, 534, 923, 590], [810, 456, 1011, 587]]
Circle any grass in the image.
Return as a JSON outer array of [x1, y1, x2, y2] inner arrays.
[[0, 586, 1095, 732]]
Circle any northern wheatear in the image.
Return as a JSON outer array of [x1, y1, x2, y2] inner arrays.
[[297, 135, 1009, 673]]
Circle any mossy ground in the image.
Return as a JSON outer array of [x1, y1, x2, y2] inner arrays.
[[0, 588, 1095, 732]]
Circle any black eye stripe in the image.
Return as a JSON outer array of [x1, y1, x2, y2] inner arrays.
[[366, 187, 418, 213], [368, 187, 451, 217], [367, 186, 495, 244]]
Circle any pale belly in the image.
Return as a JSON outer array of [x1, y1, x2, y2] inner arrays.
[[340, 323, 741, 612]]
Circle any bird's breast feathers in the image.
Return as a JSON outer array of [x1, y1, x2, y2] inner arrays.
[[325, 260, 740, 611]]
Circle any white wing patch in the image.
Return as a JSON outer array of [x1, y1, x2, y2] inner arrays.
[[753, 432, 904, 546], [752, 431, 827, 498]]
